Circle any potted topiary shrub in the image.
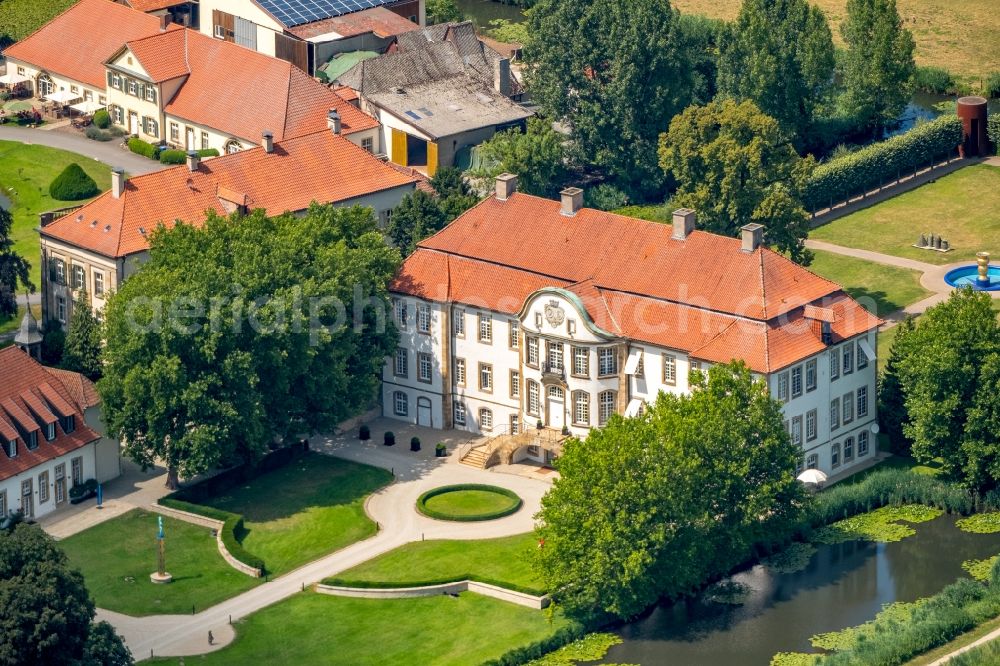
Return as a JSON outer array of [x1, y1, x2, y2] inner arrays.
[[359, 424, 371, 441], [384, 431, 395, 446], [536, 419, 544, 430], [435, 442, 447, 457], [410, 436, 421, 452]]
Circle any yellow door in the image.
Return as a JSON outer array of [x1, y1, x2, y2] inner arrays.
[[427, 141, 438, 176], [391, 128, 408, 167]]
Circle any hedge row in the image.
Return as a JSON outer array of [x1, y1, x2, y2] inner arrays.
[[803, 115, 964, 211], [988, 115, 1000, 155], [480, 624, 587, 666], [321, 574, 546, 597], [158, 496, 264, 573], [127, 137, 160, 160], [159, 148, 220, 165], [416, 484, 523, 522]]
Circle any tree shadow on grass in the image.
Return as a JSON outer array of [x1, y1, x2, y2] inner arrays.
[[843, 287, 900, 318]]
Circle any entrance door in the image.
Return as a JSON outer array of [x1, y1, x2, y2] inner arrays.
[[20, 479, 33, 519], [186, 127, 196, 151], [54, 463, 66, 506], [128, 111, 138, 135], [547, 386, 565, 431], [417, 397, 432, 427]]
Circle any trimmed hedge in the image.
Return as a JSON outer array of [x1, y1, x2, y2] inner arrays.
[[416, 484, 523, 522], [321, 574, 546, 597], [92, 108, 110, 129], [48, 163, 99, 201], [988, 115, 1000, 155], [158, 496, 265, 573], [159, 149, 187, 165], [197, 148, 220, 158], [127, 137, 161, 160], [480, 624, 587, 666], [803, 116, 963, 211]]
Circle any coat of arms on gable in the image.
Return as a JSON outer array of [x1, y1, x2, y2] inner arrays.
[[544, 301, 565, 328]]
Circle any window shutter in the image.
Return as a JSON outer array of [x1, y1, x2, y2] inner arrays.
[[106, 71, 113, 87]]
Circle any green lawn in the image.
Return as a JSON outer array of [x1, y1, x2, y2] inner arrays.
[[810, 165, 1000, 266], [151, 591, 569, 666], [808, 249, 932, 318], [59, 509, 260, 616], [0, 141, 111, 288], [199, 453, 392, 575], [0, 303, 40, 335], [326, 533, 545, 593], [423, 487, 521, 518]]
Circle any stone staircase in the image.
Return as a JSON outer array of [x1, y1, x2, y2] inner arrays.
[[460, 445, 492, 469], [459, 428, 565, 469]]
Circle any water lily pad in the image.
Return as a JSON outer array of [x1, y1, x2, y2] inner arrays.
[[812, 505, 942, 544]]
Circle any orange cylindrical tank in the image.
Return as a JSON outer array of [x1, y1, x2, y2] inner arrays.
[[957, 96, 989, 157]]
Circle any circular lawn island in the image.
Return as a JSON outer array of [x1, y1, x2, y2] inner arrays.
[[416, 484, 523, 522]]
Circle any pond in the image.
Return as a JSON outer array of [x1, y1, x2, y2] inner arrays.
[[455, 0, 526, 30], [889, 92, 1000, 137], [605, 514, 1000, 665]]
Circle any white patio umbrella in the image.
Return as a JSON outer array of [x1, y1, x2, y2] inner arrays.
[[797, 469, 828, 485], [70, 100, 104, 114], [0, 72, 29, 85], [45, 90, 81, 104]]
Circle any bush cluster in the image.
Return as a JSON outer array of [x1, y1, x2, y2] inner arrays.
[[48, 163, 99, 201], [158, 149, 187, 165], [127, 137, 161, 160], [416, 484, 523, 522], [803, 116, 963, 211], [157, 442, 308, 574], [913, 66, 957, 95], [988, 115, 1000, 155], [92, 109, 110, 129], [480, 624, 587, 666]]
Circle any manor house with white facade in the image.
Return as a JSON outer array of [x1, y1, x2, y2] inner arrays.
[[383, 175, 881, 477]]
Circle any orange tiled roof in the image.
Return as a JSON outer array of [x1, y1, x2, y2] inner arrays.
[[45, 367, 101, 411], [392, 192, 882, 373], [41, 129, 419, 258], [2, 0, 165, 89], [0, 347, 101, 483], [125, 0, 186, 10], [121, 26, 190, 82]]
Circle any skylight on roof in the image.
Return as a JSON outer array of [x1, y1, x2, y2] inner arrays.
[[404, 110, 422, 120], [417, 107, 434, 116]]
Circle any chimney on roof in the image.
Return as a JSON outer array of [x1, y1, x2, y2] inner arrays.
[[560, 187, 583, 217], [186, 151, 200, 173], [159, 14, 171, 31], [741, 223, 764, 252], [495, 173, 517, 201], [327, 108, 342, 135], [111, 167, 125, 199], [671, 208, 696, 241], [494, 57, 511, 97], [262, 130, 274, 154]]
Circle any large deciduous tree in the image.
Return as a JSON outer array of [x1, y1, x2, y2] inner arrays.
[[536, 362, 804, 618], [840, 0, 916, 131], [475, 117, 567, 196], [99, 205, 400, 488], [0, 206, 32, 318], [658, 99, 815, 263], [0, 524, 132, 665], [895, 289, 1000, 490], [386, 189, 447, 256], [717, 0, 835, 139], [524, 0, 697, 194]]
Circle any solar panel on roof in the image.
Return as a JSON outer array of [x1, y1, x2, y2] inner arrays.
[[257, 0, 396, 27], [404, 110, 421, 120]]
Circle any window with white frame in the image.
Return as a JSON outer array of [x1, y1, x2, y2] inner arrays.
[[393, 299, 407, 326], [71, 456, 83, 485], [38, 471, 49, 504], [225, 139, 242, 154], [572, 347, 589, 377], [573, 391, 590, 425], [858, 431, 870, 456], [510, 414, 520, 435], [52, 258, 66, 285], [843, 343, 854, 375], [857, 386, 869, 418], [71, 265, 85, 290], [112, 105, 123, 124], [478, 313, 492, 343], [16, 66, 24, 75], [170, 122, 179, 142], [598, 348, 617, 376], [453, 308, 465, 337], [830, 397, 840, 430], [805, 359, 817, 392], [791, 366, 803, 398], [393, 391, 408, 416], [547, 341, 563, 370], [56, 296, 67, 324], [857, 342, 869, 370], [510, 370, 520, 398], [5, 438, 15, 458], [598, 390, 616, 425], [842, 392, 854, 424], [201, 131, 209, 150], [394, 348, 407, 377], [455, 358, 466, 386], [45, 422, 56, 441], [661, 353, 676, 385], [479, 408, 493, 431], [831, 443, 841, 468], [844, 436, 854, 462], [527, 380, 540, 416], [479, 363, 493, 392], [454, 401, 466, 425], [830, 347, 840, 380], [111, 73, 121, 89], [791, 415, 803, 447], [128, 79, 137, 95], [145, 85, 156, 102], [93, 271, 104, 297], [777, 372, 789, 402], [806, 409, 817, 441], [54, 464, 65, 503], [417, 304, 431, 333], [361, 137, 374, 152], [417, 353, 432, 383], [526, 336, 539, 366], [508, 320, 519, 348], [807, 453, 818, 469]]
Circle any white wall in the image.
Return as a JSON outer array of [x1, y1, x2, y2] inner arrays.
[[0, 442, 99, 521], [198, 0, 283, 56]]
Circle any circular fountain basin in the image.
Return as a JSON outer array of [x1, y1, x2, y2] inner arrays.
[[944, 265, 1000, 291]]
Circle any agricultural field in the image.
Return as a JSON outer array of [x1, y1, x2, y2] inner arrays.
[[673, 0, 1000, 83], [0, 0, 76, 49]]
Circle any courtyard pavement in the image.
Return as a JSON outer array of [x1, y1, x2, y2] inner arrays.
[[95, 418, 554, 659], [0, 125, 167, 176]]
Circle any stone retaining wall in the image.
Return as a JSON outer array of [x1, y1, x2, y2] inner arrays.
[[148, 504, 263, 578], [315, 580, 549, 609]]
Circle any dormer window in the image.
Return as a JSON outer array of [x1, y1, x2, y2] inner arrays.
[[62, 415, 75, 434], [45, 422, 56, 441], [5, 439, 15, 458], [27, 431, 37, 450]]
